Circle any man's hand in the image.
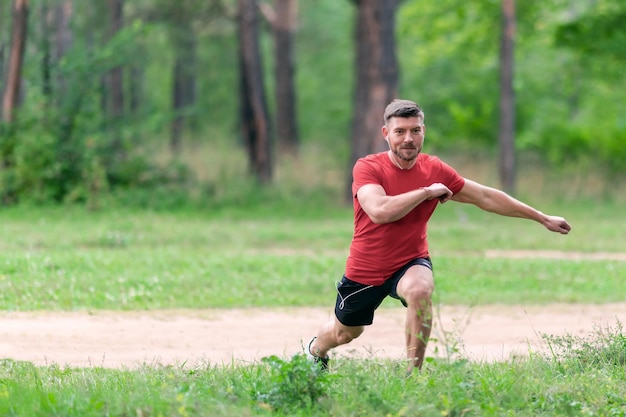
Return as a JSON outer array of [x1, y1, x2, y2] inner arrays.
[[423, 183, 453, 203], [543, 215, 572, 234]]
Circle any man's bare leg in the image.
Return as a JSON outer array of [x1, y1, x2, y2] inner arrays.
[[404, 298, 432, 372], [309, 317, 364, 359], [396, 265, 435, 374]]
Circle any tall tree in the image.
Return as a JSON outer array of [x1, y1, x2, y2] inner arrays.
[[499, 0, 516, 194], [238, 0, 272, 183], [43, 0, 81, 201], [41, 0, 52, 99], [41, 0, 73, 106], [0, 4, 7, 100], [104, 0, 125, 160], [2, 0, 28, 124], [168, 2, 197, 156], [0, 16, 4, 96], [0, 1, 4, 67], [1, 0, 28, 204], [53, 0, 72, 100], [261, 0, 300, 156], [346, 0, 399, 201]]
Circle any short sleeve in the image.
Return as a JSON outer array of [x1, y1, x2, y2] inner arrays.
[[351, 158, 382, 198], [438, 158, 465, 194]]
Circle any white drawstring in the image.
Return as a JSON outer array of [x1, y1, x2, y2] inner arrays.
[[336, 281, 373, 310]]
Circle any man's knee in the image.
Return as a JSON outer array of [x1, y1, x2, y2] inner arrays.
[[401, 281, 434, 307], [334, 323, 364, 345]]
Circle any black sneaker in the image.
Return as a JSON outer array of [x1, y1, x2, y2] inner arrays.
[[307, 337, 329, 371]]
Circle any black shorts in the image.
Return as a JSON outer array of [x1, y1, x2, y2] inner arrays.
[[334, 257, 433, 326]]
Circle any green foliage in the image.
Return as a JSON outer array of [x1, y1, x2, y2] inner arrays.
[[3, 0, 625, 207], [255, 355, 332, 414], [295, 0, 353, 145], [554, 0, 626, 59], [397, 0, 626, 176], [0, 18, 172, 206], [398, 1, 500, 148]]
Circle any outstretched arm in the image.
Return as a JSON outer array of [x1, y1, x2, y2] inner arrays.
[[452, 179, 572, 234]]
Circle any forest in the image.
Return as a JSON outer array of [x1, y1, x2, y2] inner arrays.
[[1, 0, 624, 208], [1, 4, 626, 414]]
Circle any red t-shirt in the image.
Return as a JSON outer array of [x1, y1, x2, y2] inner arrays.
[[345, 152, 465, 286]]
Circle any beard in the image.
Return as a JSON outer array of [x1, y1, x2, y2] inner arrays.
[[392, 145, 420, 161]]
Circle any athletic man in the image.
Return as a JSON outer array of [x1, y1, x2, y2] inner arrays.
[[308, 99, 572, 375]]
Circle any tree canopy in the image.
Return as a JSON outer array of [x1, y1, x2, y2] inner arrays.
[[0, 0, 624, 207]]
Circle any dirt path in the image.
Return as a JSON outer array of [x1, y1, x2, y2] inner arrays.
[[2, 303, 625, 369]]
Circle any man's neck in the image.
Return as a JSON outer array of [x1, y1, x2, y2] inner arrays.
[[388, 150, 416, 170]]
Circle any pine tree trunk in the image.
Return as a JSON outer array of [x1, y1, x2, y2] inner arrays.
[[0, 4, 5, 89], [346, 0, 398, 202], [170, 27, 196, 156], [499, 0, 516, 195], [105, 0, 125, 161], [238, 0, 272, 184], [2, 0, 29, 124], [273, 0, 299, 156], [54, 0, 73, 101], [41, 0, 52, 99]]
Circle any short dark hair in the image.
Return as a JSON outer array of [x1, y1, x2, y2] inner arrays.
[[383, 99, 424, 124]]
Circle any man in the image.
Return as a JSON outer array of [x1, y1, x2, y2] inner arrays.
[[308, 99, 572, 375]]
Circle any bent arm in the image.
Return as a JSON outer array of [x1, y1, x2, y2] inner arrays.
[[357, 183, 452, 224], [452, 179, 572, 234]]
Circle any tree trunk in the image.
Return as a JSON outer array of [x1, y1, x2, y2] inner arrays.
[[54, 0, 72, 100], [41, 0, 52, 99], [105, 0, 125, 159], [499, 0, 516, 195], [237, 0, 272, 184], [273, 0, 299, 156], [170, 26, 197, 156], [1, 0, 28, 204], [346, 0, 398, 202], [2, 0, 29, 124], [0, 4, 5, 88], [42, 0, 73, 105]]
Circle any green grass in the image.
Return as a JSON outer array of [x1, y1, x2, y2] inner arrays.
[[0, 201, 624, 311], [2, 324, 625, 416], [1, 201, 625, 416]]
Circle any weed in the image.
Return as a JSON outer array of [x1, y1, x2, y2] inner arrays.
[[542, 321, 626, 371], [429, 304, 473, 364], [254, 354, 331, 414]]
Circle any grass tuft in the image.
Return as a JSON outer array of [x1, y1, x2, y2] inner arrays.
[[542, 321, 626, 371]]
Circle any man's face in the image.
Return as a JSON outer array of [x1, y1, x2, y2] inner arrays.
[[382, 116, 425, 162]]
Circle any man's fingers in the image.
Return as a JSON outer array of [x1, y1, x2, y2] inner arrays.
[[438, 191, 453, 203]]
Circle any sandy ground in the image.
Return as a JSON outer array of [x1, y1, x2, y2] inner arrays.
[[2, 303, 625, 369]]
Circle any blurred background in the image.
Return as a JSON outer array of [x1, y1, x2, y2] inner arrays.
[[1, 0, 624, 210]]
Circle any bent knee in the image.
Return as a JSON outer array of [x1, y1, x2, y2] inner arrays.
[[401, 284, 434, 307], [334, 325, 363, 345]]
